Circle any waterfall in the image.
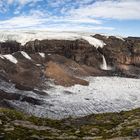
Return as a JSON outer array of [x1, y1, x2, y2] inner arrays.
[[101, 55, 112, 70], [101, 55, 108, 70]]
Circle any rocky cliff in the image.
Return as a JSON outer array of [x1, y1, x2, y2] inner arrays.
[[0, 33, 140, 80]]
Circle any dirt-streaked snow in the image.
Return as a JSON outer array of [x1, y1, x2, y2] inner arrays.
[[0, 31, 105, 48], [5, 76, 140, 119]]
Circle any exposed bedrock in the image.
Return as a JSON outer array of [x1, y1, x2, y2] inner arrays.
[[1, 36, 140, 67], [94, 34, 140, 67], [0, 39, 103, 67], [29, 39, 101, 67]]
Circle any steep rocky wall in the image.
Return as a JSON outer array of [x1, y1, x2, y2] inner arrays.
[[94, 34, 140, 67], [23, 39, 103, 67], [0, 35, 140, 68], [0, 39, 102, 68]]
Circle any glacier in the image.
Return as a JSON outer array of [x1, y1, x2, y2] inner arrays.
[[0, 30, 105, 48], [5, 76, 140, 120]]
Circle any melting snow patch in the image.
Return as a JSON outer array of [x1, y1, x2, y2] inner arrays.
[[21, 51, 31, 60], [82, 36, 105, 48], [36, 64, 41, 66], [0, 55, 4, 59], [39, 53, 45, 58], [115, 36, 125, 41], [3, 54, 18, 64]]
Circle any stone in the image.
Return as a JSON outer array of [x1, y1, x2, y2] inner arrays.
[[0, 120, 2, 125], [132, 128, 140, 137], [4, 127, 14, 131]]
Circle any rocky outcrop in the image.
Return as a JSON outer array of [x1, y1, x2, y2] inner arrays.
[[92, 34, 140, 78], [0, 39, 102, 67], [94, 34, 140, 67], [0, 41, 21, 54], [24, 39, 102, 68]]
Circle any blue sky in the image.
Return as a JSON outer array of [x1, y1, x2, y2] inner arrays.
[[0, 0, 140, 36]]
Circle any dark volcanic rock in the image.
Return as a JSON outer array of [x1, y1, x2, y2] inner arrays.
[[0, 89, 42, 106], [0, 40, 21, 54]]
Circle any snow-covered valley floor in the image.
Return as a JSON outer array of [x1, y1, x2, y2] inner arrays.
[[4, 76, 140, 120]]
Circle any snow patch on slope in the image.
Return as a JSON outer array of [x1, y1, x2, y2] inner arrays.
[[39, 53, 45, 58], [21, 51, 31, 60], [0, 31, 105, 48], [82, 36, 105, 48], [115, 36, 125, 41], [3, 54, 18, 64], [0, 55, 4, 59]]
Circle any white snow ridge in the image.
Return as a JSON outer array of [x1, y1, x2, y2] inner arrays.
[[3, 54, 18, 64], [21, 51, 31, 60], [39, 53, 45, 58]]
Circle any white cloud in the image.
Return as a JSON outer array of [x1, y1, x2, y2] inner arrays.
[[8, 0, 40, 5], [0, 14, 114, 31], [7, 0, 14, 4], [0, 16, 44, 29], [69, 0, 140, 20], [18, 0, 41, 5], [0, 7, 104, 30], [0, 0, 139, 33], [38, 23, 115, 32]]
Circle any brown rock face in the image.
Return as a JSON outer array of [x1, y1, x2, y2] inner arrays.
[[94, 35, 140, 66], [0, 39, 102, 68], [93, 35, 140, 78], [45, 61, 89, 87], [0, 52, 42, 89]]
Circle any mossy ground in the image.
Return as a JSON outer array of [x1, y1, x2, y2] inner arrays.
[[0, 108, 140, 140]]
